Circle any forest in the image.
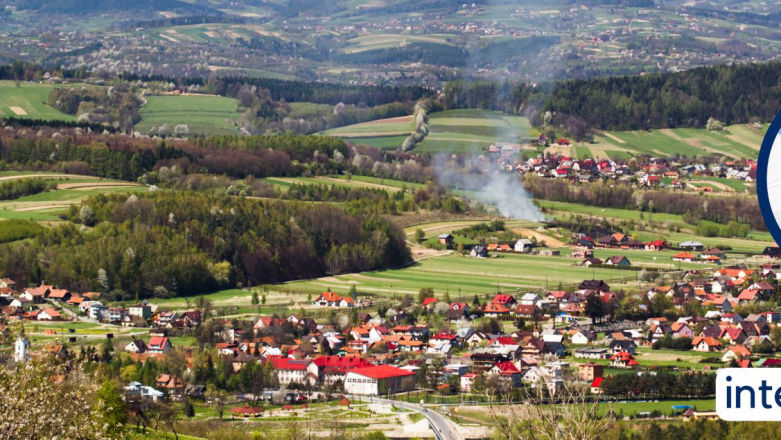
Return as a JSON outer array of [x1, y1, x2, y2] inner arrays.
[[0, 130, 349, 181], [0, 191, 411, 299], [543, 62, 781, 130]]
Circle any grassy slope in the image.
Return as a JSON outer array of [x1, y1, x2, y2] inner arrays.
[[0, 172, 145, 221], [135, 95, 242, 135], [0, 81, 75, 120], [578, 124, 765, 160]]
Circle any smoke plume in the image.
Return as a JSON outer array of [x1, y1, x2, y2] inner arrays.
[[434, 154, 544, 221]]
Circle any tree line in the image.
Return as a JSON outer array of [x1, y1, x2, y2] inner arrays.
[[0, 130, 349, 181], [0, 177, 56, 200], [524, 176, 763, 231], [0, 191, 411, 299], [601, 371, 715, 400]]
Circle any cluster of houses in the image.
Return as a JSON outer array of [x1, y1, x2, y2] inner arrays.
[[501, 152, 756, 191], [5, 266, 779, 405], [0, 279, 202, 330]]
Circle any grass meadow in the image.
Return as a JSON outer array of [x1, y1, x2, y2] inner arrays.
[[135, 95, 242, 135]]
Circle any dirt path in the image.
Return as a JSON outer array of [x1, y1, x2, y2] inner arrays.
[[512, 227, 565, 247], [56, 182, 141, 190], [13, 202, 72, 211], [688, 180, 734, 192], [600, 130, 626, 144]]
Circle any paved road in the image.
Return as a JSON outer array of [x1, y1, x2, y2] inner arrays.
[[365, 396, 464, 440]]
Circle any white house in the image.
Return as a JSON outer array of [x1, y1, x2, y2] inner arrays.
[[514, 239, 534, 253], [571, 330, 596, 345], [124, 382, 164, 401], [344, 365, 416, 396], [124, 339, 147, 353], [268, 358, 319, 387], [519, 293, 540, 306]]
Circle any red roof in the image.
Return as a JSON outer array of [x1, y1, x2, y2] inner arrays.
[[313, 355, 373, 373], [737, 289, 758, 301], [490, 336, 518, 346], [348, 365, 415, 380], [231, 406, 264, 415], [268, 357, 313, 371], [148, 336, 170, 348], [492, 294, 515, 305], [493, 361, 519, 375], [422, 297, 439, 306], [590, 377, 604, 388], [673, 252, 696, 259]]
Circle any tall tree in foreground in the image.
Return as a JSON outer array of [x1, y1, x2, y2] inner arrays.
[[487, 383, 612, 440], [0, 356, 120, 439]]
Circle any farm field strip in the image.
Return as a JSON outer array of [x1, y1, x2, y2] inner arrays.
[[574, 124, 765, 160], [135, 94, 242, 135]]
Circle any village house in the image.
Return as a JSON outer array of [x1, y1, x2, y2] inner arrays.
[[489, 361, 522, 388], [460, 373, 478, 392], [37, 308, 61, 321], [268, 357, 319, 387], [129, 304, 152, 320], [514, 238, 534, 253], [438, 233, 454, 246], [343, 365, 416, 396], [483, 303, 510, 318], [610, 351, 638, 368], [605, 256, 631, 267], [147, 336, 173, 354], [692, 336, 722, 352], [470, 245, 488, 258], [571, 330, 596, 345], [578, 362, 603, 381], [609, 340, 637, 355], [124, 339, 147, 353], [312, 291, 354, 308], [574, 347, 609, 359]]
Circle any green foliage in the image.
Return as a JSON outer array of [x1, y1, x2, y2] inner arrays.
[[0, 177, 56, 200], [0, 191, 410, 298], [695, 220, 750, 238], [545, 61, 781, 130], [652, 335, 693, 351], [96, 380, 127, 434], [0, 219, 44, 243], [602, 371, 714, 399]]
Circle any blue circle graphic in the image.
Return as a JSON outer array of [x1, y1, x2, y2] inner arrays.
[[756, 111, 781, 246]]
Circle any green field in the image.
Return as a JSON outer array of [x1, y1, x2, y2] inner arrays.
[[284, 252, 642, 298], [0, 172, 146, 222], [0, 81, 75, 121], [325, 109, 539, 153], [537, 199, 773, 253], [577, 124, 765, 160], [417, 109, 538, 153], [135, 95, 242, 135]]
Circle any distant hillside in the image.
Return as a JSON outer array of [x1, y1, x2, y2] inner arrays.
[[9, 0, 219, 15]]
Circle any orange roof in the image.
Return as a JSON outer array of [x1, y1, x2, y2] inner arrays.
[[318, 291, 342, 302], [692, 337, 721, 347], [483, 303, 510, 313], [672, 252, 696, 259]]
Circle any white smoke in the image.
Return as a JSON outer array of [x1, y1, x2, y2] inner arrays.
[[434, 154, 544, 221]]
